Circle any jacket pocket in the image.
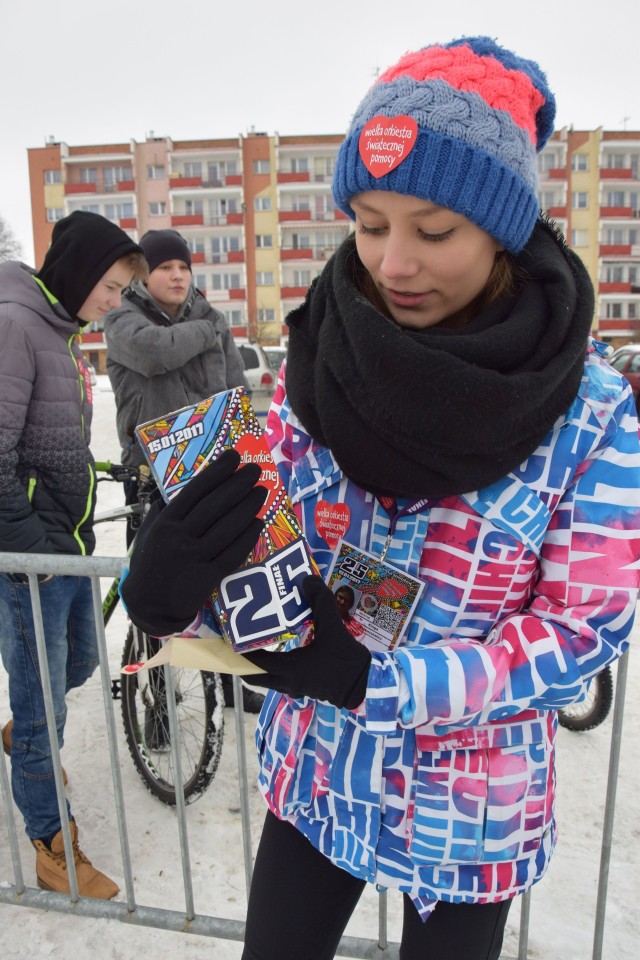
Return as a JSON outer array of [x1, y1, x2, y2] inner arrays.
[[407, 739, 551, 866], [256, 694, 317, 817]]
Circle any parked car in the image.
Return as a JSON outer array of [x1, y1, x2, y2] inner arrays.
[[235, 340, 276, 398], [263, 345, 287, 376], [608, 344, 640, 413]]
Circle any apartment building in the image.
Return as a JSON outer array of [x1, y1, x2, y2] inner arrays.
[[28, 126, 640, 370], [28, 131, 351, 371], [537, 128, 640, 346]]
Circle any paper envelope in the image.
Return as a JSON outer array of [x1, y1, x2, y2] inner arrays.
[[121, 634, 267, 677]]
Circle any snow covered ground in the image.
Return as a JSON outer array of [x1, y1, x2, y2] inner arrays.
[[0, 377, 638, 959]]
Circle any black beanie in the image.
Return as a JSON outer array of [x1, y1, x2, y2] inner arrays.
[[36, 211, 143, 319], [139, 229, 192, 273]]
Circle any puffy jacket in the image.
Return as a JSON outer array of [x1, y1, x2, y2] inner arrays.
[[256, 340, 640, 912], [0, 261, 96, 555], [104, 282, 247, 466]]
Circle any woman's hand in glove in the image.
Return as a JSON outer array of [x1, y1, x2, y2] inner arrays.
[[121, 449, 267, 637], [241, 575, 372, 709]]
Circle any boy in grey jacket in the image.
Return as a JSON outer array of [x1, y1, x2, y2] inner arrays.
[[104, 229, 262, 712], [0, 211, 146, 898]]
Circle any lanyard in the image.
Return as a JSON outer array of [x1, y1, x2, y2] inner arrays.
[[377, 496, 431, 561]]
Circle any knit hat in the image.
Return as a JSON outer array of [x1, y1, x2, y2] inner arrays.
[[332, 36, 555, 253], [139, 229, 192, 273], [37, 210, 142, 319]]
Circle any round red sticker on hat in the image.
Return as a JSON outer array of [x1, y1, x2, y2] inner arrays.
[[358, 115, 418, 179], [314, 501, 351, 549]]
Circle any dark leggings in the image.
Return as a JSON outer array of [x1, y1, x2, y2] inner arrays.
[[242, 812, 512, 960]]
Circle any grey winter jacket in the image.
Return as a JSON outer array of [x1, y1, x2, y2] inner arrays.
[[104, 282, 247, 466], [0, 261, 96, 556]]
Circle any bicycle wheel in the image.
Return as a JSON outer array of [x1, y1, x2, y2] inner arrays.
[[121, 626, 224, 804], [558, 666, 614, 732]]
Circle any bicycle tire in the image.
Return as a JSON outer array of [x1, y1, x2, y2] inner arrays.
[[558, 666, 614, 732], [121, 625, 224, 804]]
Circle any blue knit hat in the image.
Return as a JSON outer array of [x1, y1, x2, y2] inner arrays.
[[332, 36, 555, 253]]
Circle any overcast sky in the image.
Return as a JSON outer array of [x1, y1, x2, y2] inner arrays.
[[1, 0, 638, 265]]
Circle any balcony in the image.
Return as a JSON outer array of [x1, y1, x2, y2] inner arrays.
[[229, 288, 246, 300], [119, 217, 137, 229], [600, 168, 633, 180], [548, 206, 568, 218], [281, 248, 313, 260], [542, 168, 567, 179], [191, 252, 206, 263], [599, 244, 632, 256], [278, 210, 312, 222], [600, 206, 635, 218], [281, 286, 308, 298], [65, 182, 97, 194], [171, 214, 204, 226], [117, 180, 135, 192], [170, 176, 203, 189], [277, 172, 311, 183], [599, 282, 632, 293]]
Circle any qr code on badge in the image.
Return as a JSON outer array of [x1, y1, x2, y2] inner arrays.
[[373, 605, 403, 636]]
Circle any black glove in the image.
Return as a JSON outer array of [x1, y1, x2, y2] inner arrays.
[[241, 575, 372, 709], [121, 449, 267, 637]]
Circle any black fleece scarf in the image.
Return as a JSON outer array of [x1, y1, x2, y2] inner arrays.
[[285, 218, 594, 499], [37, 211, 142, 320]]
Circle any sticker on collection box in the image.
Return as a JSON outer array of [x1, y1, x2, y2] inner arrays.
[[325, 540, 424, 653], [135, 386, 319, 653]]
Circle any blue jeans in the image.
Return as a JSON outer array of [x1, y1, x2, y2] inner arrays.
[[0, 574, 99, 840]]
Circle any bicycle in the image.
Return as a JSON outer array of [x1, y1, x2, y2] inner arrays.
[[94, 461, 224, 805]]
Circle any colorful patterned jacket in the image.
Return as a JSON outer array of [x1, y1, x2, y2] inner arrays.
[[255, 340, 640, 915]]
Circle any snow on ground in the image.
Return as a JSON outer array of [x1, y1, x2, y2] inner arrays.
[[0, 377, 638, 959]]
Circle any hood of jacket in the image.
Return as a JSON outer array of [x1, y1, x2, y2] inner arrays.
[[0, 260, 81, 336]]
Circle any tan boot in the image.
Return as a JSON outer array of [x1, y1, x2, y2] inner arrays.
[[33, 820, 119, 900], [2, 719, 68, 786]]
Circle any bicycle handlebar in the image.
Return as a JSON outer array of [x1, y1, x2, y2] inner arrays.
[[94, 461, 152, 484]]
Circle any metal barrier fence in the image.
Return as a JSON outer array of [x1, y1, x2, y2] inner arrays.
[[0, 551, 631, 960]]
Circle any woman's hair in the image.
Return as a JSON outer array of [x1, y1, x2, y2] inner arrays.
[[118, 251, 148, 283]]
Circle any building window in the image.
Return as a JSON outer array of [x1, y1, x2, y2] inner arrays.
[[629, 303, 637, 320], [80, 168, 98, 183], [44, 169, 61, 184], [258, 308, 276, 323], [183, 162, 202, 178], [292, 270, 311, 286], [571, 229, 589, 247], [290, 158, 309, 173], [194, 273, 207, 291], [571, 154, 589, 172], [105, 202, 134, 220], [254, 197, 272, 211], [147, 165, 165, 179], [148, 201, 167, 216], [606, 303, 623, 319], [212, 273, 241, 290], [572, 192, 588, 210], [45, 207, 64, 222], [256, 234, 273, 248], [185, 199, 203, 216], [80, 204, 100, 214], [607, 154, 625, 169], [607, 191, 626, 207], [256, 272, 274, 286], [253, 160, 270, 175], [188, 238, 206, 255], [223, 309, 244, 326], [104, 166, 132, 185]]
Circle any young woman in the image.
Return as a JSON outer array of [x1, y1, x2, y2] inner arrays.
[[123, 36, 640, 959]]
